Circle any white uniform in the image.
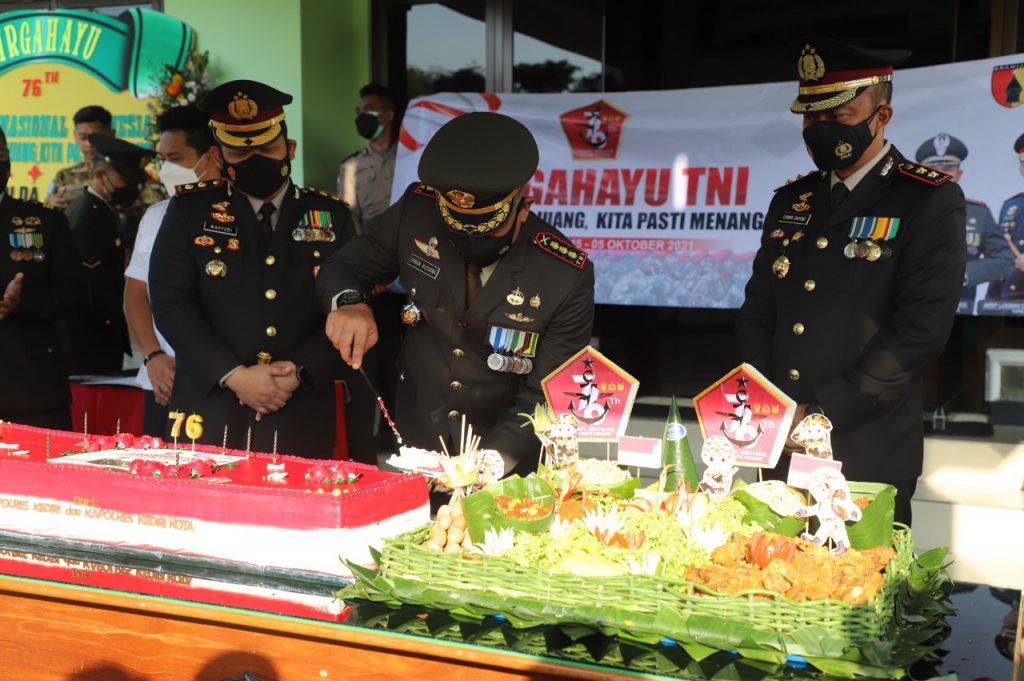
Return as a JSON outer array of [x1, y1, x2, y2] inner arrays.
[[124, 199, 174, 391]]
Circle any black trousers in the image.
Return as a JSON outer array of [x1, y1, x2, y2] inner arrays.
[[142, 389, 170, 438]]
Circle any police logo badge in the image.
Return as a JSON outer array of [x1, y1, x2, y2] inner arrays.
[[992, 62, 1024, 108]]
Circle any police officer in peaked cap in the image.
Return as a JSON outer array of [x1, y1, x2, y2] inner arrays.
[[318, 112, 595, 477], [914, 133, 1012, 313], [149, 79, 355, 458], [737, 36, 966, 525]]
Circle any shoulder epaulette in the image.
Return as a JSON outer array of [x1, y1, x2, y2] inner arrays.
[[897, 162, 953, 186], [340, 148, 363, 164], [774, 171, 820, 192], [174, 179, 226, 196], [411, 182, 435, 198], [1005, 191, 1024, 202], [534, 231, 587, 269], [966, 197, 988, 207], [300, 186, 347, 205]]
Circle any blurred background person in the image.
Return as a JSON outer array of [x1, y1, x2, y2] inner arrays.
[[0, 123, 85, 428], [916, 133, 1012, 313], [63, 134, 153, 374], [45, 105, 112, 211], [336, 83, 404, 463], [125, 105, 221, 437], [990, 133, 1024, 301]]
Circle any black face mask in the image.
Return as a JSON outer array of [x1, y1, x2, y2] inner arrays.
[[448, 202, 522, 267], [102, 173, 139, 207], [225, 152, 290, 198], [0, 159, 9, 193], [802, 107, 881, 171], [355, 112, 384, 140]]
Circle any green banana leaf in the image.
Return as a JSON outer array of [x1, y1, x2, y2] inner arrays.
[[733, 480, 896, 549], [462, 474, 556, 544], [538, 464, 640, 500], [847, 482, 896, 550]]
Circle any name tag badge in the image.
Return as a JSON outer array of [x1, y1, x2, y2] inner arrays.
[[779, 212, 812, 226], [203, 222, 238, 237], [407, 253, 440, 279]]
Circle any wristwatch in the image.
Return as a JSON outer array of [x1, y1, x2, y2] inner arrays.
[[333, 288, 370, 308]]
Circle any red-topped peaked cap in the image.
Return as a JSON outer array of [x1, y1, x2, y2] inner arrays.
[[790, 35, 910, 114], [199, 79, 293, 149]]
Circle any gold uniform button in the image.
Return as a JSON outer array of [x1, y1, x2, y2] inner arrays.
[[265, 289, 277, 300], [788, 369, 800, 381], [266, 326, 277, 337], [214, 246, 222, 254], [804, 279, 816, 292], [449, 380, 462, 391], [452, 348, 464, 358], [410, 287, 417, 296], [816, 237, 828, 249], [792, 322, 805, 335], [448, 410, 460, 420], [265, 255, 276, 266], [313, 250, 321, 258]]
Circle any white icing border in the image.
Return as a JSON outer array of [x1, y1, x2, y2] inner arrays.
[[0, 494, 429, 577]]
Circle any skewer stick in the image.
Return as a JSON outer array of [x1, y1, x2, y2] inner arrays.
[[221, 425, 228, 456], [438, 435, 452, 459], [115, 417, 121, 435], [273, 430, 279, 463]]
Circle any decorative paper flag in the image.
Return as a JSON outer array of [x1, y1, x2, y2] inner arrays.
[[617, 435, 661, 469], [787, 452, 842, 490]]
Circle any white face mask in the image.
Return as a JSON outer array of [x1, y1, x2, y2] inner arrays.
[[159, 153, 206, 196]]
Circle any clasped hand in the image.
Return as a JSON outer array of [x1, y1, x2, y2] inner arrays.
[[226, 360, 300, 420]]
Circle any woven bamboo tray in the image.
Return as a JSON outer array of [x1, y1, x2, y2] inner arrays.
[[372, 524, 914, 648]]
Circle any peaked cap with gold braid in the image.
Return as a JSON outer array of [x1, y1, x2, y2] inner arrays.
[[199, 79, 293, 149], [418, 112, 539, 236], [789, 35, 910, 114]]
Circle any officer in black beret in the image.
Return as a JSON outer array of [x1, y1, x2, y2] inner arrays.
[[986, 133, 1024, 303], [737, 36, 966, 525], [0, 124, 86, 428], [318, 112, 595, 476], [915, 133, 1012, 313], [62, 133, 153, 373], [149, 80, 355, 458]]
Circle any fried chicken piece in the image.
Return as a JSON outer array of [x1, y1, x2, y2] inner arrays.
[[686, 563, 763, 594], [710, 536, 749, 567]]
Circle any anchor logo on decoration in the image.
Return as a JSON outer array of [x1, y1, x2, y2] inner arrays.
[[715, 376, 768, 448], [564, 357, 613, 425]]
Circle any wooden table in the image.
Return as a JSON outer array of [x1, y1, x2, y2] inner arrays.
[[0, 574, 671, 681]]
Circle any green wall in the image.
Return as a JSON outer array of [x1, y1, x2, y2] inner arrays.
[[163, 0, 371, 191]]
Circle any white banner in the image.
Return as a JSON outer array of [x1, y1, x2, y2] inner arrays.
[[394, 54, 1024, 312]]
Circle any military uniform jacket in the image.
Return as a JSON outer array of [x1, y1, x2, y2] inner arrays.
[[64, 190, 130, 373], [961, 199, 1012, 311], [149, 180, 355, 458], [737, 147, 966, 483], [0, 193, 85, 413], [316, 183, 596, 475]]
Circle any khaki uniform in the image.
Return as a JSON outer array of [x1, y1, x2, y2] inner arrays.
[[338, 145, 396, 234]]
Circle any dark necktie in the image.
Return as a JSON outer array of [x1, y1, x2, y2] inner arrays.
[[258, 202, 276, 242], [830, 182, 850, 212], [466, 263, 482, 307]]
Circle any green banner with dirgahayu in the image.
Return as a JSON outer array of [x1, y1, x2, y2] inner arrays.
[[0, 8, 193, 96]]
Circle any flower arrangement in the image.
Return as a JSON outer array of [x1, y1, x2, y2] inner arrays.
[[146, 49, 212, 144]]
